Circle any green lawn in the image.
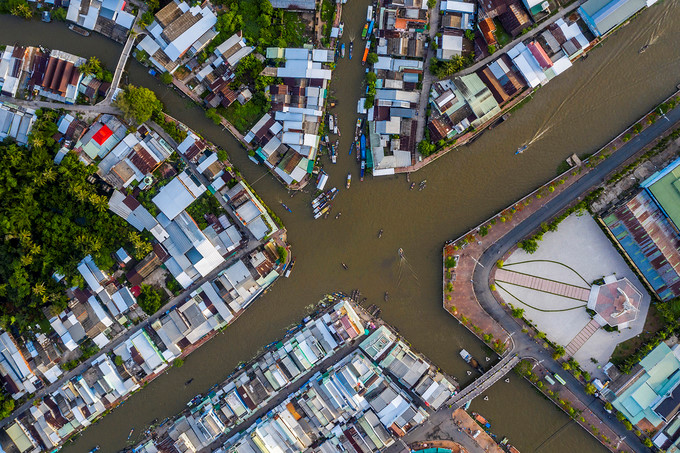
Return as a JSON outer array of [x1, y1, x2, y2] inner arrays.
[[493, 18, 513, 47], [221, 101, 266, 134]]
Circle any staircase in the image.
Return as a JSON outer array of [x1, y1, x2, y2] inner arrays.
[[565, 319, 601, 358]]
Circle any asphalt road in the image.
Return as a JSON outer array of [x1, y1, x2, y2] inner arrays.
[[470, 104, 680, 452]]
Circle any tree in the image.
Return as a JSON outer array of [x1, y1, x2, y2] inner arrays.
[[417, 139, 437, 157], [51, 7, 67, 21], [520, 238, 539, 254], [511, 307, 524, 318], [79, 56, 103, 78], [488, 44, 497, 54], [160, 72, 173, 85], [366, 52, 379, 65], [464, 29, 475, 41], [137, 284, 163, 315], [643, 438, 653, 448], [115, 85, 163, 124], [114, 355, 123, 366], [217, 149, 229, 161], [128, 231, 152, 260], [9, 1, 32, 18], [205, 108, 222, 125], [427, 0, 436, 7], [276, 246, 287, 262], [553, 345, 565, 360], [604, 402, 613, 411]]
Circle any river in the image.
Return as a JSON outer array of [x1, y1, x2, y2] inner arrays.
[[3, 0, 680, 450]]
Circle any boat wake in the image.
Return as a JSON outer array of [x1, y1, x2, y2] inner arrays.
[[396, 250, 420, 287]]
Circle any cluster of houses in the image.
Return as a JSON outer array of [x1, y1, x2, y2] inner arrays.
[[0, 110, 287, 453], [244, 47, 334, 187], [0, 45, 97, 104], [604, 341, 680, 451], [359, 0, 430, 175], [137, 0, 218, 75], [428, 15, 589, 144], [130, 300, 457, 453], [67, 0, 136, 42]]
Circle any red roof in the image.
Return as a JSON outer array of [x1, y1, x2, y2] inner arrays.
[[92, 124, 113, 146], [528, 41, 553, 69], [130, 285, 141, 297]]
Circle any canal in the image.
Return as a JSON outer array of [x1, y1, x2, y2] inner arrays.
[[3, 0, 680, 449]]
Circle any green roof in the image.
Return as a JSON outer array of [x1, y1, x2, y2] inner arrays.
[[643, 159, 680, 231]]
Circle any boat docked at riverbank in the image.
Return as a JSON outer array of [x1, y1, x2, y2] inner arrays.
[[69, 24, 90, 36], [284, 258, 295, 277], [341, 43, 345, 58], [460, 349, 484, 374]]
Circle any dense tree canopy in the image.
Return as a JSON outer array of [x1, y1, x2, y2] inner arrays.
[[0, 111, 144, 330], [137, 284, 163, 315], [114, 85, 163, 125]]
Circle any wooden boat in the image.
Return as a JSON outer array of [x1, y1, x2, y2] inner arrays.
[[69, 24, 91, 36], [346, 173, 351, 189], [460, 349, 485, 374]]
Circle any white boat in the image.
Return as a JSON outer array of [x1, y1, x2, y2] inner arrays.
[[328, 114, 334, 134], [366, 5, 373, 21], [333, 114, 339, 135]]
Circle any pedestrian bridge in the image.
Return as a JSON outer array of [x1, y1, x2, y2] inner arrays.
[[451, 354, 520, 409]]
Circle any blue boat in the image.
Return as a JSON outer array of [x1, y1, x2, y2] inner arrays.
[[366, 20, 374, 37], [360, 135, 366, 181], [281, 202, 292, 213], [340, 43, 345, 58], [349, 142, 354, 155], [349, 41, 353, 60]]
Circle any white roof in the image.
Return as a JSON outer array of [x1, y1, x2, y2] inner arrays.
[[162, 5, 217, 62], [440, 0, 475, 13], [115, 10, 135, 28], [152, 174, 202, 220]]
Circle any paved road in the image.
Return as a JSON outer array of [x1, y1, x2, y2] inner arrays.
[[470, 104, 680, 452], [458, 1, 582, 77], [0, 95, 120, 114]]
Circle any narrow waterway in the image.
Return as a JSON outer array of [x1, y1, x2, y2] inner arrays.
[[3, 0, 680, 450]]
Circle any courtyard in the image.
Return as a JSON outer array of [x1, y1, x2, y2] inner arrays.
[[493, 213, 651, 378]]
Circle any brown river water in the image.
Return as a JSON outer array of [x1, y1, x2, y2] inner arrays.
[[2, 0, 680, 450]]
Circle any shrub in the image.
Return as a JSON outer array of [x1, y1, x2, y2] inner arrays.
[[490, 283, 496, 291], [584, 383, 597, 395], [519, 238, 539, 254], [552, 345, 565, 360], [114, 355, 123, 366], [173, 358, 184, 367], [496, 260, 504, 268], [511, 307, 524, 318]]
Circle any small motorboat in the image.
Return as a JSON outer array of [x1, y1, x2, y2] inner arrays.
[[335, 212, 342, 219], [419, 180, 427, 191], [409, 182, 415, 190], [378, 229, 383, 238], [346, 173, 351, 189], [398, 248, 404, 259], [281, 202, 292, 213], [340, 43, 346, 58], [360, 160, 366, 181], [639, 44, 649, 54], [88, 447, 100, 453], [127, 428, 134, 440], [515, 144, 527, 154], [349, 41, 353, 60], [185, 378, 194, 385], [342, 262, 348, 270], [384, 291, 389, 301], [284, 258, 295, 277]]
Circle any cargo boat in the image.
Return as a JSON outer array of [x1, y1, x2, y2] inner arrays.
[[460, 349, 484, 374], [314, 205, 330, 219], [328, 114, 334, 134], [69, 24, 90, 36], [362, 40, 370, 65], [361, 23, 368, 39]]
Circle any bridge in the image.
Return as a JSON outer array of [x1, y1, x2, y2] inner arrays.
[[450, 354, 520, 410]]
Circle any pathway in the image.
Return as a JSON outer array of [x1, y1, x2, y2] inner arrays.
[[0, 95, 119, 114], [495, 268, 591, 300], [565, 318, 601, 357], [414, 0, 441, 146]]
